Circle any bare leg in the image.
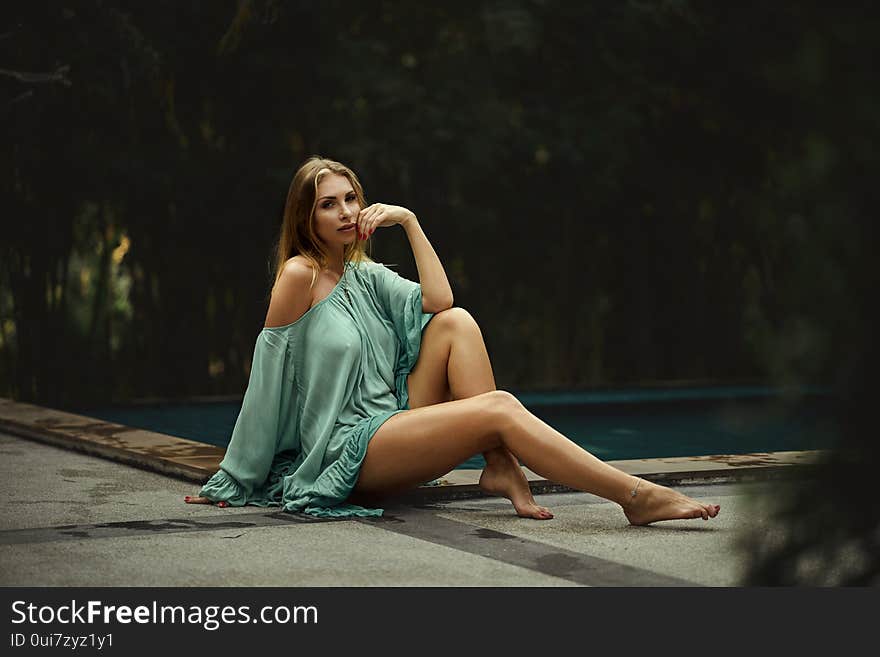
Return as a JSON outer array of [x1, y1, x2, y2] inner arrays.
[[406, 308, 551, 519], [353, 390, 720, 525], [501, 402, 721, 525]]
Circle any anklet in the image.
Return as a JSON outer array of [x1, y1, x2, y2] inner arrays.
[[630, 477, 642, 499]]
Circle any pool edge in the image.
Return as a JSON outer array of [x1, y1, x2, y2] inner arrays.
[[0, 397, 828, 502]]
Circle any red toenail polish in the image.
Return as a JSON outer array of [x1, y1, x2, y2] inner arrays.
[[217, 501, 228, 508], [184, 496, 191, 501]]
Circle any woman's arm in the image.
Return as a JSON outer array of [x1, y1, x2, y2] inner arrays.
[[401, 213, 454, 313], [358, 203, 454, 313]]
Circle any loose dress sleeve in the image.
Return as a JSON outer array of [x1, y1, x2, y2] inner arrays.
[[366, 262, 436, 408], [199, 328, 298, 505]]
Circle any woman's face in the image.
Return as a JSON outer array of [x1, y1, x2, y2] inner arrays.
[[312, 172, 361, 248]]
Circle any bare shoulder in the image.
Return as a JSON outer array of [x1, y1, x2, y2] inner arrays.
[[285, 254, 314, 271], [264, 257, 314, 328]]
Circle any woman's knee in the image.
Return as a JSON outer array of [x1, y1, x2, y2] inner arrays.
[[431, 307, 479, 334], [483, 390, 526, 422]]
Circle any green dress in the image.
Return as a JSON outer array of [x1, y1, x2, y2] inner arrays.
[[199, 260, 435, 518]]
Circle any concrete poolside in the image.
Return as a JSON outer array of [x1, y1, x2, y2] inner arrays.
[[0, 397, 822, 586], [0, 427, 776, 587]]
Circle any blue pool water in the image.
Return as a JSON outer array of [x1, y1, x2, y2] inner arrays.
[[75, 385, 837, 469]]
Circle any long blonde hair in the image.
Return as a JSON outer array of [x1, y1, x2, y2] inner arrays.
[[270, 156, 374, 294]]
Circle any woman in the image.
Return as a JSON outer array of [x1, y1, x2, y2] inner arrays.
[[186, 156, 720, 524]]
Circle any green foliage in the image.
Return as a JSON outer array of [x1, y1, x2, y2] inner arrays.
[[1, 1, 876, 407]]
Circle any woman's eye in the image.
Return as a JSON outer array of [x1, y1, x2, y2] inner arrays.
[[322, 196, 355, 209]]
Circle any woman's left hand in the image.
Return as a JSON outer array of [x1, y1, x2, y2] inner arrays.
[[356, 203, 415, 240]]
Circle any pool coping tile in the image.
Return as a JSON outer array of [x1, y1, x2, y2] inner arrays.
[[0, 397, 827, 502]]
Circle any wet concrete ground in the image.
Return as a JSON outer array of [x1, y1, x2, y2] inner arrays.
[[0, 430, 787, 587]]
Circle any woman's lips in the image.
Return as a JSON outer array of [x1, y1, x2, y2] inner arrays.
[[338, 225, 355, 232]]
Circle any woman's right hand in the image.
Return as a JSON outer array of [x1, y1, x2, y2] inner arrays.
[[184, 495, 228, 507]]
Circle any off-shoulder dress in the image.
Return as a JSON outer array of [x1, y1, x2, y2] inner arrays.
[[199, 260, 435, 518]]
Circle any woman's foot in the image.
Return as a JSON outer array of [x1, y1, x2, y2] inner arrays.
[[184, 495, 227, 507], [623, 478, 720, 526], [479, 449, 554, 520]]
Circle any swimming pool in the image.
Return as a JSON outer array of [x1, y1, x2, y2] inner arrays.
[[73, 385, 837, 470]]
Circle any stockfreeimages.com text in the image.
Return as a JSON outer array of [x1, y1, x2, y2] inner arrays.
[[11, 600, 317, 631]]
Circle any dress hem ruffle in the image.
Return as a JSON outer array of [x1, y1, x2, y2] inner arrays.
[[199, 409, 404, 518]]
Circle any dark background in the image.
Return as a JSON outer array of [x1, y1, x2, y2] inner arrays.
[[3, 1, 875, 406], [2, 2, 877, 583]]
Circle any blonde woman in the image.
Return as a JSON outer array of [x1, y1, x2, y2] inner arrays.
[[186, 156, 720, 524]]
